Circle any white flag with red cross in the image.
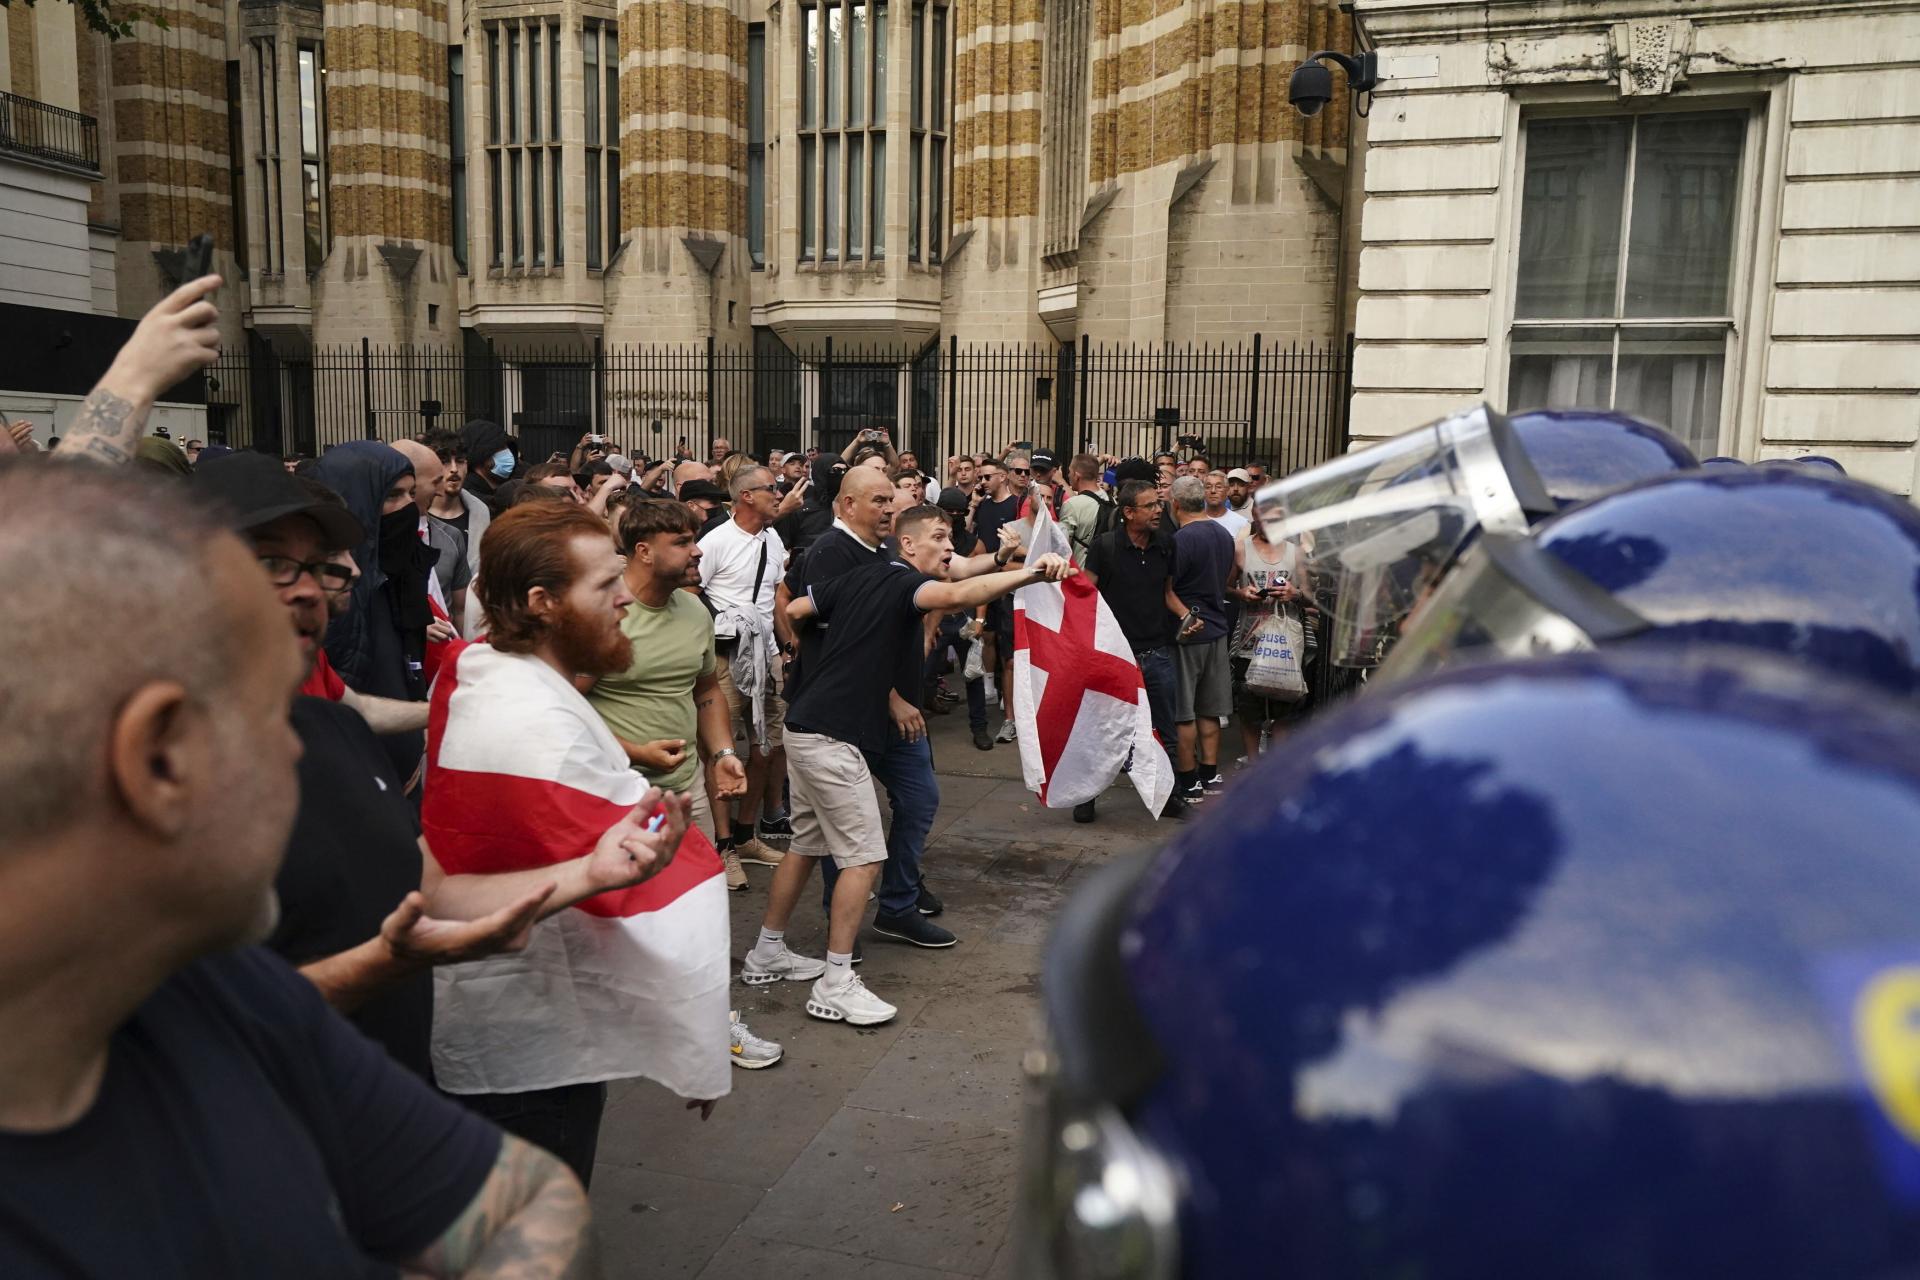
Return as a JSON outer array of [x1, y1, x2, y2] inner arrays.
[[1010, 504, 1175, 815]]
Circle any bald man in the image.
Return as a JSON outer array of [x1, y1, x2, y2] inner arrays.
[[394, 437, 471, 627], [672, 459, 714, 496], [0, 463, 593, 1275]]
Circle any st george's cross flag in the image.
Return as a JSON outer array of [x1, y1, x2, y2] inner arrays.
[[1010, 505, 1175, 815], [423, 643, 733, 1103]]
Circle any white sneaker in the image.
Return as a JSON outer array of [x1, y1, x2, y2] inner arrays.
[[805, 972, 897, 1026], [741, 943, 828, 986], [996, 720, 1018, 744], [729, 1011, 783, 1069]]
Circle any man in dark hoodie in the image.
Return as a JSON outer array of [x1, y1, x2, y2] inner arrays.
[[458, 419, 518, 509], [774, 454, 846, 561], [313, 441, 441, 781]]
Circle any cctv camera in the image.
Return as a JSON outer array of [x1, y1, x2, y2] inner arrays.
[[1289, 60, 1334, 117]]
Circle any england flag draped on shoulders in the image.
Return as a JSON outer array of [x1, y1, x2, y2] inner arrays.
[[1011, 505, 1174, 815], [424, 642, 733, 1102]]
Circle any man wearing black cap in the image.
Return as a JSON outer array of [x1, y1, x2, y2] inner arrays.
[[678, 477, 732, 537], [193, 454, 549, 1078], [457, 419, 519, 508], [1028, 448, 1063, 518]]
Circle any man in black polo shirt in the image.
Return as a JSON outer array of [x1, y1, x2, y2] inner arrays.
[[969, 453, 1027, 747], [1079, 477, 1190, 826], [194, 454, 549, 1078], [742, 504, 1074, 1026]]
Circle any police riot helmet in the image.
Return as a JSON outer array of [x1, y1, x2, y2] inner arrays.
[[1254, 405, 1693, 667], [1025, 649, 1920, 1278], [1507, 407, 1698, 509], [1377, 466, 1920, 697], [1766, 454, 1849, 476]]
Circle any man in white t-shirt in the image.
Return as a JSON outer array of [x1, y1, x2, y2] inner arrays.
[[1205, 470, 1250, 540], [698, 465, 790, 869]]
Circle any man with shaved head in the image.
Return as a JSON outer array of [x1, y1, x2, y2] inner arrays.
[[394, 436, 472, 630], [0, 461, 594, 1274]]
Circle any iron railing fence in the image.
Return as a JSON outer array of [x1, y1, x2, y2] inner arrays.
[[202, 333, 1353, 477], [0, 90, 99, 173]]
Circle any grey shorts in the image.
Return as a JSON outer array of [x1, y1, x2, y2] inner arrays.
[[784, 730, 887, 869], [1174, 636, 1232, 722]]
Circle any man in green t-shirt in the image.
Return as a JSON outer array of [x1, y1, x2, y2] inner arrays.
[[586, 498, 751, 889]]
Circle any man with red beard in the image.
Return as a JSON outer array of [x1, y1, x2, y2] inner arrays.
[[423, 503, 732, 1186], [192, 452, 555, 1080]]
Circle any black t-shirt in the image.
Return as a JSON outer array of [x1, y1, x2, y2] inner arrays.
[[1084, 526, 1178, 650], [782, 527, 885, 702], [0, 948, 500, 1278], [972, 494, 1020, 553], [270, 697, 432, 1078], [1171, 518, 1236, 642], [442, 504, 471, 536], [786, 560, 934, 755]]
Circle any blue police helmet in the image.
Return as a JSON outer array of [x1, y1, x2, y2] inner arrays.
[[1507, 407, 1699, 509], [1028, 650, 1920, 1278], [1764, 454, 1850, 476], [1378, 466, 1920, 698], [1701, 455, 1747, 469]]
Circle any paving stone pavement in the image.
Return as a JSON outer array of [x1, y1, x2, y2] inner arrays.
[[589, 702, 1178, 1278]]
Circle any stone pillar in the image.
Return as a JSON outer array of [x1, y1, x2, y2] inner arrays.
[[108, 1, 240, 340], [604, 0, 751, 347], [942, 0, 1050, 343], [311, 0, 456, 350]]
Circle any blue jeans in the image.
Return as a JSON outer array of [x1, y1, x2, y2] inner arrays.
[[1136, 646, 1177, 752], [821, 731, 940, 917]]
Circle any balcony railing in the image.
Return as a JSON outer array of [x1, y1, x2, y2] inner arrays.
[[0, 91, 100, 175]]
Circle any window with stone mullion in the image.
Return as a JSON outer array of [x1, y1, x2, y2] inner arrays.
[[485, 17, 563, 272], [583, 19, 619, 271], [799, 0, 887, 264], [908, 2, 946, 265]]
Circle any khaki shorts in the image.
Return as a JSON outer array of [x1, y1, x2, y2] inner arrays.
[[716, 648, 785, 749], [784, 730, 886, 869], [676, 764, 716, 842]]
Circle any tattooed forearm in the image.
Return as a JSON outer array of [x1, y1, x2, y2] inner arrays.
[[57, 389, 144, 466], [408, 1136, 593, 1279]]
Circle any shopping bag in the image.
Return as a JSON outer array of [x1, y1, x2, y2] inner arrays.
[[962, 636, 986, 682], [1245, 612, 1308, 701]]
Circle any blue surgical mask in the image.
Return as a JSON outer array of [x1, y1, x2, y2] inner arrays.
[[491, 448, 516, 478]]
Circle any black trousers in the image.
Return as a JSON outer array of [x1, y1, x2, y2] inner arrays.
[[456, 1082, 608, 1188]]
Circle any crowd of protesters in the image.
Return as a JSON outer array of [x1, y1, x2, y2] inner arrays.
[[0, 275, 1312, 1272]]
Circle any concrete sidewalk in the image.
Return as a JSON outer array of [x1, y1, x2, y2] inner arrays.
[[589, 704, 1175, 1278]]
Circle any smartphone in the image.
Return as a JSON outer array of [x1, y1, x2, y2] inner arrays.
[[182, 232, 214, 281]]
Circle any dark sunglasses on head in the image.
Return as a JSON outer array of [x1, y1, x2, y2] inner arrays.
[[258, 554, 353, 593]]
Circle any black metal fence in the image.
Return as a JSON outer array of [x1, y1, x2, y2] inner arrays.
[[203, 332, 1352, 475], [0, 90, 99, 173]]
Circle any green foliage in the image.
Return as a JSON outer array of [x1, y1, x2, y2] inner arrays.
[[0, 0, 170, 42]]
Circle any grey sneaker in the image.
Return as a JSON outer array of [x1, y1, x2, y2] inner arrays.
[[805, 972, 897, 1026], [996, 720, 1018, 744], [741, 944, 828, 986], [729, 1012, 783, 1069]]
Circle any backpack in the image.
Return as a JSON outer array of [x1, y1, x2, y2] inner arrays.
[[1089, 491, 1120, 540]]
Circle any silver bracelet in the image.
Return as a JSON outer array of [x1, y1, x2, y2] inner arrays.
[[711, 747, 738, 761]]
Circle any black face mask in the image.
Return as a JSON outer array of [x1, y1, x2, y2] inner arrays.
[[379, 506, 419, 562]]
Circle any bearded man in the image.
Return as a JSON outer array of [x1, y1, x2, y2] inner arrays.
[[424, 502, 731, 1185]]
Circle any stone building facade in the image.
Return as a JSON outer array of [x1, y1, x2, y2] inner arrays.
[[1349, 0, 1920, 494]]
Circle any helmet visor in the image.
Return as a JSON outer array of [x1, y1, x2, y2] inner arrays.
[[1253, 406, 1550, 667], [1376, 533, 1653, 685]]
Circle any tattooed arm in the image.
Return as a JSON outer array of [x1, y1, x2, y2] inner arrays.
[[57, 275, 222, 466], [404, 1135, 595, 1279]]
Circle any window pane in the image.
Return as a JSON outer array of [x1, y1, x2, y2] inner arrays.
[[909, 133, 921, 259], [298, 48, 320, 157], [491, 151, 504, 265], [748, 149, 766, 265], [448, 48, 466, 157], [800, 136, 816, 258], [530, 148, 543, 264], [929, 134, 944, 262], [488, 29, 500, 142], [850, 4, 866, 127], [802, 7, 818, 128], [1616, 326, 1726, 456], [587, 151, 602, 268], [605, 49, 618, 152], [302, 161, 324, 272], [549, 24, 561, 139], [825, 134, 841, 258], [1507, 326, 1611, 412], [826, 2, 842, 128], [529, 24, 541, 141], [607, 147, 620, 251], [747, 27, 765, 145], [1624, 113, 1744, 318], [507, 28, 520, 143], [871, 134, 886, 257], [510, 149, 523, 265], [1515, 117, 1629, 320], [584, 27, 600, 144], [873, 4, 887, 118], [848, 134, 864, 257], [551, 148, 562, 266], [931, 5, 946, 130], [911, 4, 923, 130]]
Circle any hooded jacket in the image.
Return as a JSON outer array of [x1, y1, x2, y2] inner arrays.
[[775, 455, 847, 559], [313, 441, 434, 777], [459, 419, 516, 506]]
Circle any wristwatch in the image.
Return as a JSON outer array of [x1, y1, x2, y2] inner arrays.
[[712, 747, 738, 762]]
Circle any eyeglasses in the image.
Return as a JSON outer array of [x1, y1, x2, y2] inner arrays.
[[739, 483, 777, 495], [257, 554, 354, 593]]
